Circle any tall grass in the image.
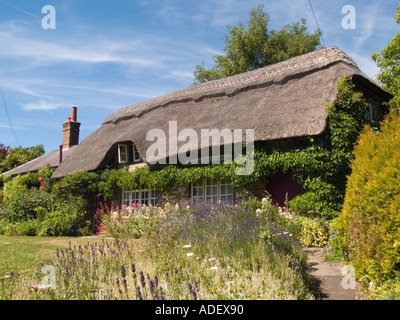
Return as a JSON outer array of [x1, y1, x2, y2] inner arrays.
[[0, 200, 317, 300]]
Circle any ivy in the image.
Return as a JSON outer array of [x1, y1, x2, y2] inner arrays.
[[97, 77, 369, 219]]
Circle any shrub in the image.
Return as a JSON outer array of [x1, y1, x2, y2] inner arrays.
[[292, 217, 330, 248], [323, 216, 349, 262], [16, 220, 39, 236], [97, 203, 167, 242], [3, 188, 53, 222], [340, 110, 400, 284]]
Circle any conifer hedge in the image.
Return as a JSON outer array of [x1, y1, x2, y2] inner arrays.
[[341, 110, 400, 283]]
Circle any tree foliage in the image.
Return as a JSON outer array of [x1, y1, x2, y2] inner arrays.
[[193, 5, 322, 84], [0, 144, 45, 174], [372, 4, 400, 109]]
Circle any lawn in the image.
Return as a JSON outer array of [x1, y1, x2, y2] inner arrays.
[[0, 235, 102, 276]]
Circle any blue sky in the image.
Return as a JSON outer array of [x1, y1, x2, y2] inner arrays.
[[0, 0, 398, 153]]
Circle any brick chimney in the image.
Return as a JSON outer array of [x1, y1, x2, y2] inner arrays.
[[62, 107, 80, 150]]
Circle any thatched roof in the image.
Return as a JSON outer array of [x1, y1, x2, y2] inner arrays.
[[52, 47, 391, 178], [3, 145, 77, 177]]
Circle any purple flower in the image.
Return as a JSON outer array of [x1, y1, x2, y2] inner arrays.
[[120, 265, 126, 278], [139, 271, 145, 288], [136, 286, 143, 300]]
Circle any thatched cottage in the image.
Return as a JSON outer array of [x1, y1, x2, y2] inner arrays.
[[50, 47, 390, 208]]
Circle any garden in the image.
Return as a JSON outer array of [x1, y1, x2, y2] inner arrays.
[[0, 187, 332, 300]]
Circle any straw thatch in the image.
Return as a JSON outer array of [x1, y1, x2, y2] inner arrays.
[[52, 47, 391, 178]]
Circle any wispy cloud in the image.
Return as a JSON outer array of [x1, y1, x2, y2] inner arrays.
[[20, 100, 64, 111]]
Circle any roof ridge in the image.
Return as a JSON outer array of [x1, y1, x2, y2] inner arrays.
[[104, 47, 358, 123]]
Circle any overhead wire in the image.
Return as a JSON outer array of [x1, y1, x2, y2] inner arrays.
[[308, 0, 326, 48], [0, 81, 20, 146]]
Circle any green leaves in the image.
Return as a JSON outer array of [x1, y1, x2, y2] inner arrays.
[[340, 110, 400, 282], [0, 144, 45, 174], [193, 5, 321, 84], [372, 5, 400, 109]]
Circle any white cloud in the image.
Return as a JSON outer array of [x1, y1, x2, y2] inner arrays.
[[21, 100, 63, 111]]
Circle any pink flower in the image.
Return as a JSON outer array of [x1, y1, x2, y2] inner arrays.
[[40, 183, 46, 189], [38, 177, 43, 182]]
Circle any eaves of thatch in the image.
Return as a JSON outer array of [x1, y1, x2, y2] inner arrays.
[[52, 47, 391, 179]]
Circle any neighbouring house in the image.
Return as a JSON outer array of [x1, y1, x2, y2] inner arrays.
[[51, 47, 391, 209], [2, 107, 80, 177]]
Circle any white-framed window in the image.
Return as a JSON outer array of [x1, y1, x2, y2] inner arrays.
[[118, 144, 128, 163], [118, 143, 141, 164], [191, 179, 233, 204], [220, 180, 234, 203], [122, 189, 157, 206], [191, 180, 204, 203]]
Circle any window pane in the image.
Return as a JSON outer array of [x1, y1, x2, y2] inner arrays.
[[191, 180, 204, 202], [118, 144, 128, 163], [219, 180, 233, 204], [128, 145, 134, 162], [134, 145, 141, 162]]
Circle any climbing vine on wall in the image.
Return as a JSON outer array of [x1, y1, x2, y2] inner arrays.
[[98, 77, 370, 219]]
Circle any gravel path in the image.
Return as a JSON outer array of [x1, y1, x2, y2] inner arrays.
[[305, 247, 364, 300]]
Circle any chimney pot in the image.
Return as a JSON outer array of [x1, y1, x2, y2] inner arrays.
[[71, 106, 77, 122]]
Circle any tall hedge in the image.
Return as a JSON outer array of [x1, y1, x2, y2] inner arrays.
[[340, 110, 400, 283]]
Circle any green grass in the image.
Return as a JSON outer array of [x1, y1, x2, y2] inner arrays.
[[0, 235, 101, 276]]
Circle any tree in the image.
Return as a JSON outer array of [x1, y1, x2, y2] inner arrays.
[[193, 5, 322, 84], [0, 144, 45, 174], [372, 5, 400, 109]]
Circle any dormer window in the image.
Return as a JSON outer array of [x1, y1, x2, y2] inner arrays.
[[118, 143, 141, 164]]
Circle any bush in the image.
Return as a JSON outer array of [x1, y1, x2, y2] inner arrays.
[[289, 179, 342, 220], [340, 110, 400, 284], [292, 216, 330, 248], [97, 203, 167, 242], [3, 189, 53, 222], [0, 167, 94, 236], [323, 216, 349, 262], [16, 220, 39, 236]]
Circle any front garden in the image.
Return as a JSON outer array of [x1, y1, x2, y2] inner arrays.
[[0, 195, 330, 300]]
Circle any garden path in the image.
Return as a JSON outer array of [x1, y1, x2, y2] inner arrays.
[[305, 247, 364, 300]]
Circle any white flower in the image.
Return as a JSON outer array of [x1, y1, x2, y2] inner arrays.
[[261, 198, 268, 205], [183, 245, 192, 248], [226, 281, 235, 285], [256, 209, 262, 216], [210, 266, 218, 270], [186, 252, 194, 257], [29, 284, 52, 290], [208, 257, 216, 261]]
